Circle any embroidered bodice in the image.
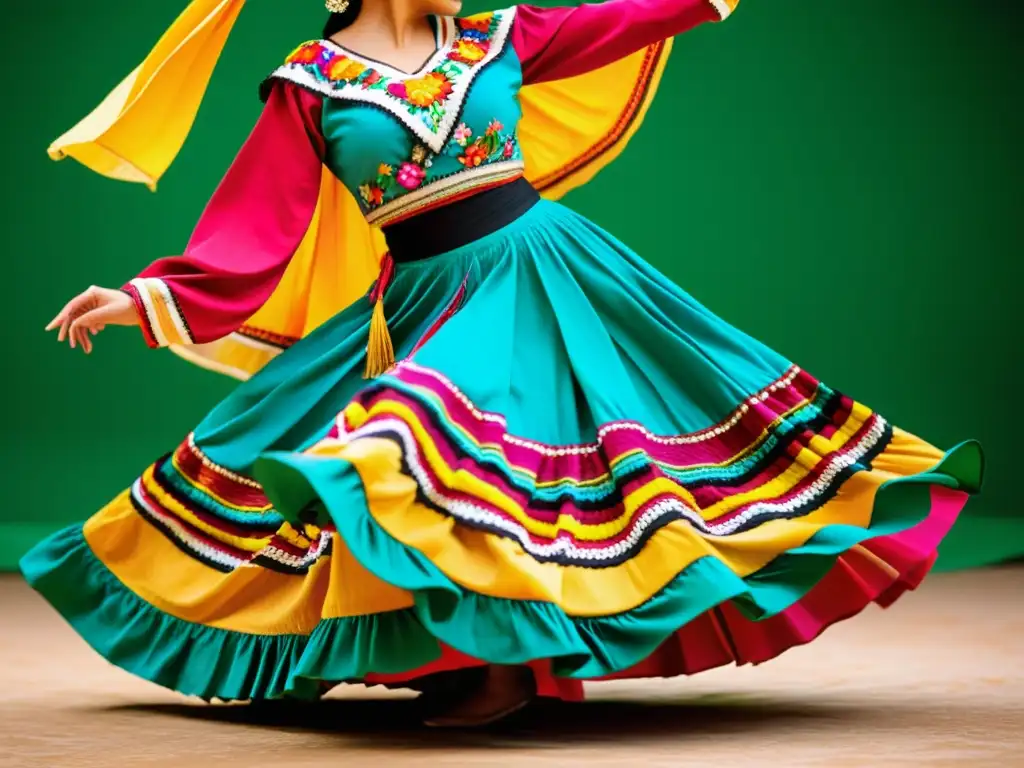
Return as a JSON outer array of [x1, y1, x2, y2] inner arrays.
[[123, 0, 739, 351], [266, 10, 523, 226]]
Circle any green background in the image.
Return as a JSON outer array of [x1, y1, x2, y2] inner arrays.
[[1, 0, 1019, 570]]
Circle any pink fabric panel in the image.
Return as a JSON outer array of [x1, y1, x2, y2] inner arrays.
[[511, 0, 721, 85], [124, 82, 324, 345]]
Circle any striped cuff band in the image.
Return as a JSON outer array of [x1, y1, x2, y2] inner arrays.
[[126, 277, 194, 347]]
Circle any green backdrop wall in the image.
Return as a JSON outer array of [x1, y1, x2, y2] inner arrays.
[[1, 1, 1019, 571]]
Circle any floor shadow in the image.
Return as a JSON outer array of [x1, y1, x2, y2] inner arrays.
[[101, 693, 871, 749]]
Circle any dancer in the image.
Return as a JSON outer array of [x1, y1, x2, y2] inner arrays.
[[24, 0, 982, 727]]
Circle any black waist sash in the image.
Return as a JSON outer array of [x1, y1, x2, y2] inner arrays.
[[381, 177, 540, 263]]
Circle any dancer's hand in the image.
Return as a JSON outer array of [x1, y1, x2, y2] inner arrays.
[[45, 286, 140, 354]]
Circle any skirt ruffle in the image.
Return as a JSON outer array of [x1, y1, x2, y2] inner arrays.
[[20, 200, 983, 702]]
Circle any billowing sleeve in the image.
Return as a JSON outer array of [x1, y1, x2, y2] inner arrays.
[[122, 82, 325, 348], [511, 0, 738, 85]]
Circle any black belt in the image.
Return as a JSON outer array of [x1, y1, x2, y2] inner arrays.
[[382, 177, 539, 263]]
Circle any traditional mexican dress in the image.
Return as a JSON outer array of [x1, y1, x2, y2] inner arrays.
[[23, 0, 983, 703]]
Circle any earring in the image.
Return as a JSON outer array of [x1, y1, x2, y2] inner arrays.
[[325, 0, 350, 12]]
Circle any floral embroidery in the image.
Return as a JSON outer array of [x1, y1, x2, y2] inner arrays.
[[359, 163, 397, 207], [454, 118, 518, 167], [325, 56, 367, 82], [360, 144, 433, 210], [387, 71, 454, 109], [458, 16, 493, 34], [449, 15, 494, 64], [357, 115, 522, 213], [272, 10, 514, 152], [449, 39, 487, 64], [285, 43, 389, 91], [287, 42, 322, 65], [453, 124, 473, 146], [397, 162, 427, 190]]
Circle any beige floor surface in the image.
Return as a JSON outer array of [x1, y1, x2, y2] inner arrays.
[[1, 567, 1021, 768]]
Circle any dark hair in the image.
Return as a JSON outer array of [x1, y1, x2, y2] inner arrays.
[[323, 0, 363, 38]]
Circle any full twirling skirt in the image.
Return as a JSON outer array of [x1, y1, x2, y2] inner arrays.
[[21, 200, 982, 702]]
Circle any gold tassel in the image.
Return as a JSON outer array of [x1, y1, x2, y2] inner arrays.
[[364, 251, 396, 378], [365, 296, 395, 378]]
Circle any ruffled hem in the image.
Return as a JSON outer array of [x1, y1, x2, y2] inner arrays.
[[256, 439, 981, 682], [19, 440, 977, 703]]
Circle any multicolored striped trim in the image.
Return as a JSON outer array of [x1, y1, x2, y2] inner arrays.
[[102, 360, 895, 576], [326, 362, 893, 567], [125, 277, 194, 348], [123, 443, 329, 575], [709, 0, 739, 20]]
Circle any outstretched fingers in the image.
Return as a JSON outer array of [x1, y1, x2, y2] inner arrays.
[[68, 306, 114, 354]]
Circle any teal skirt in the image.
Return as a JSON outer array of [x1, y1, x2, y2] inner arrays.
[[21, 200, 983, 702]]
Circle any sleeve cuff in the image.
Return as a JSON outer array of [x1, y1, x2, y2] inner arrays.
[[122, 278, 195, 348], [708, 0, 738, 20]]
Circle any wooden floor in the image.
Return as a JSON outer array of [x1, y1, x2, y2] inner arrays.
[[0, 567, 1021, 768]]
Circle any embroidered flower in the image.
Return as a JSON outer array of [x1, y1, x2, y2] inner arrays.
[[326, 56, 367, 82], [485, 119, 503, 136], [449, 39, 488, 64], [410, 145, 428, 164], [460, 29, 491, 43], [503, 136, 515, 159], [288, 42, 324, 65], [377, 163, 393, 177], [388, 71, 452, 108], [459, 142, 490, 167], [396, 162, 426, 190], [359, 184, 385, 207], [361, 70, 383, 88], [458, 14, 493, 34], [453, 123, 473, 146]]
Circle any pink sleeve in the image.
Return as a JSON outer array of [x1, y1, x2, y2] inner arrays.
[[511, 0, 732, 85], [122, 82, 325, 348]]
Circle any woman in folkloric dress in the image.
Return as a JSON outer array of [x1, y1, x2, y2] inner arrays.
[[25, 0, 982, 728]]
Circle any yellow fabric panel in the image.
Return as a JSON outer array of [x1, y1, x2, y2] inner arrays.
[[242, 170, 385, 339], [48, 0, 248, 190], [520, 41, 672, 200], [83, 491, 415, 633], [170, 334, 282, 380], [167, 169, 386, 379], [320, 534, 416, 619], [84, 492, 330, 634]]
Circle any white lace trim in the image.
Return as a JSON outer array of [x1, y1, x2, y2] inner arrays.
[[268, 9, 516, 153], [709, 0, 734, 20]]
